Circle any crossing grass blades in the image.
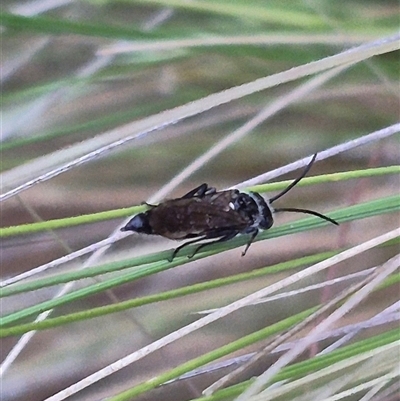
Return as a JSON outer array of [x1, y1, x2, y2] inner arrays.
[[122, 154, 338, 261]]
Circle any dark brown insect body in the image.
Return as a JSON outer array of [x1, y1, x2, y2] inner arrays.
[[121, 154, 338, 261]]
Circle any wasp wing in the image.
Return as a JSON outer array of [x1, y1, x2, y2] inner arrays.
[[148, 194, 250, 240]]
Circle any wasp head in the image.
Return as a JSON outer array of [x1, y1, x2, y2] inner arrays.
[[232, 192, 274, 231], [248, 192, 274, 230]]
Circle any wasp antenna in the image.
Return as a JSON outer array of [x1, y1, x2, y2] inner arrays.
[[270, 153, 317, 204], [274, 207, 339, 226]]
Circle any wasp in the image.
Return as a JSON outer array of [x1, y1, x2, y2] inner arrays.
[[121, 154, 338, 261]]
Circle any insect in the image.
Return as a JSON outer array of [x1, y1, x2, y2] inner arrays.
[[121, 154, 338, 261]]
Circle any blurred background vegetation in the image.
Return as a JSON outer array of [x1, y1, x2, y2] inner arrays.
[[1, 1, 399, 401]]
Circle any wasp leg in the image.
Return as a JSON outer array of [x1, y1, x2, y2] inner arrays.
[[181, 183, 216, 199], [189, 231, 239, 258], [241, 229, 259, 256], [168, 228, 239, 262], [168, 236, 209, 262]]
